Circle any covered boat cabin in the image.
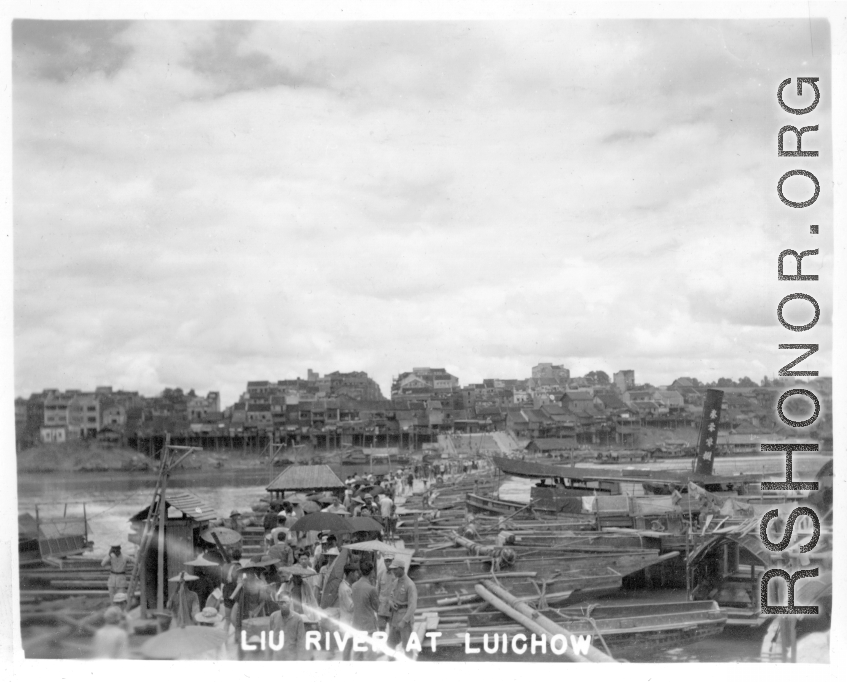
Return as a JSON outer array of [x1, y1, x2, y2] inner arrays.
[[128, 490, 217, 609], [687, 534, 775, 626]]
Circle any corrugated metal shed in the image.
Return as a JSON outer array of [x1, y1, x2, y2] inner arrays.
[[130, 490, 217, 523], [266, 464, 345, 492]]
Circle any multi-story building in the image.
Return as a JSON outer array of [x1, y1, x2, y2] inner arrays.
[[43, 391, 76, 428], [392, 368, 459, 397], [613, 370, 636, 393], [187, 391, 221, 420], [67, 393, 102, 438], [101, 403, 127, 428]]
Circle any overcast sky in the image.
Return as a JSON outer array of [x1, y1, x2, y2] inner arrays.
[[13, 19, 832, 405]]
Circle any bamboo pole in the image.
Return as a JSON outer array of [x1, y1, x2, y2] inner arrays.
[[156, 434, 171, 611], [413, 571, 537, 586], [473, 583, 596, 662], [478, 579, 615, 662]]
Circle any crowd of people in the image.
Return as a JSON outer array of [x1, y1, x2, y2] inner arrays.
[[94, 467, 426, 660]]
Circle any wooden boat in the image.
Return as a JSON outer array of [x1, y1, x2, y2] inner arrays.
[[465, 493, 541, 517], [412, 551, 679, 610], [492, 455, 620, 493], [425, 599, 727, 660], [411, 549, 674, 582]]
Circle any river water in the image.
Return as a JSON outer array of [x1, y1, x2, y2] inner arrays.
[[16, 453, 830, 663]]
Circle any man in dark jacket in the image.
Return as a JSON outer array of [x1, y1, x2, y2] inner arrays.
[[348, 562, 381, 661]]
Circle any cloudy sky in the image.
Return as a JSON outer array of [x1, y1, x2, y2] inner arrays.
[[12, 19, 832, 405]]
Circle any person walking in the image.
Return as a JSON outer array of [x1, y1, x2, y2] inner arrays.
[[267, 592, 307, 661], [101, 545, 128, 602], [387, 558, 417, 653]]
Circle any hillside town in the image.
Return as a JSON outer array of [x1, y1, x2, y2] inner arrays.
[[15, 364, 833, 456]]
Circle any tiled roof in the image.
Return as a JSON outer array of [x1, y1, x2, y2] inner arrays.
[[562, 391, 593, 401]]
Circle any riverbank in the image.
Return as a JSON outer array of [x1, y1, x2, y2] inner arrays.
[[16, 441, 276, 474]]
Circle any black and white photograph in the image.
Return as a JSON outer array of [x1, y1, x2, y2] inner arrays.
[[4, 3, 841, 669]]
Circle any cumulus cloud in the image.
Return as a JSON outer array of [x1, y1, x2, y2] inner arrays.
[[13, 19, 833, 404]]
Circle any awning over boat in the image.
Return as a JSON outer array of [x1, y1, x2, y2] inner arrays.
[[687, 532, 775, 567], [130, 490, 218, 523]]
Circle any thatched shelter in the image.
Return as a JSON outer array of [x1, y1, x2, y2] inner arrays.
[[266, 464, 345, 499]]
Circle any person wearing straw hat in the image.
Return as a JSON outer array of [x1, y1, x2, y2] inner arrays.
[[227, 510, 244, 533], [166, 571, 201, 628], [278, 563, 321, 630], [93, 606, 129, 659], [185, 553, 221, 608], [267, 591, 307, 661], [110, 592, 131, 633], [111, 591, 128, 611], [101, 544, 128, 602], [194, 606, 224, 628], [386, 557, 417, 652]]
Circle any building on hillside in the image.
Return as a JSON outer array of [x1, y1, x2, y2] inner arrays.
[[613, 370, 635, 393], [67, 393, 102, 438], [531, 363, 571, 384], [622, 389, 656, 407], [560, 391, 595, 414], [652, 390, 685, 409], [246, 403, 273, 430], [40, 424, 75, 444], [187, 391, 221, 420], [322, 371, 384, 401], [101, 404, 127, 428], [44, 391, 76, 428], [593, 393, 629, 411], [391, 367, 459, 397]]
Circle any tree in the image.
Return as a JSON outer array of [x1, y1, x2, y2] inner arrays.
[[761, 376, 772, 387], [585, 370, 610, 385], [716, 378, 736, 387], [737, 377, 758, 388]]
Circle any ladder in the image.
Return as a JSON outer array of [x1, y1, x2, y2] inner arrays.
[[125, 434, 172, 615], [125, 435, 204, 615]]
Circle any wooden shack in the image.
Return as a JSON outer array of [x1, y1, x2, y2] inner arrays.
[[128, 490, 217, 608], [266, 464, 345, 500]]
